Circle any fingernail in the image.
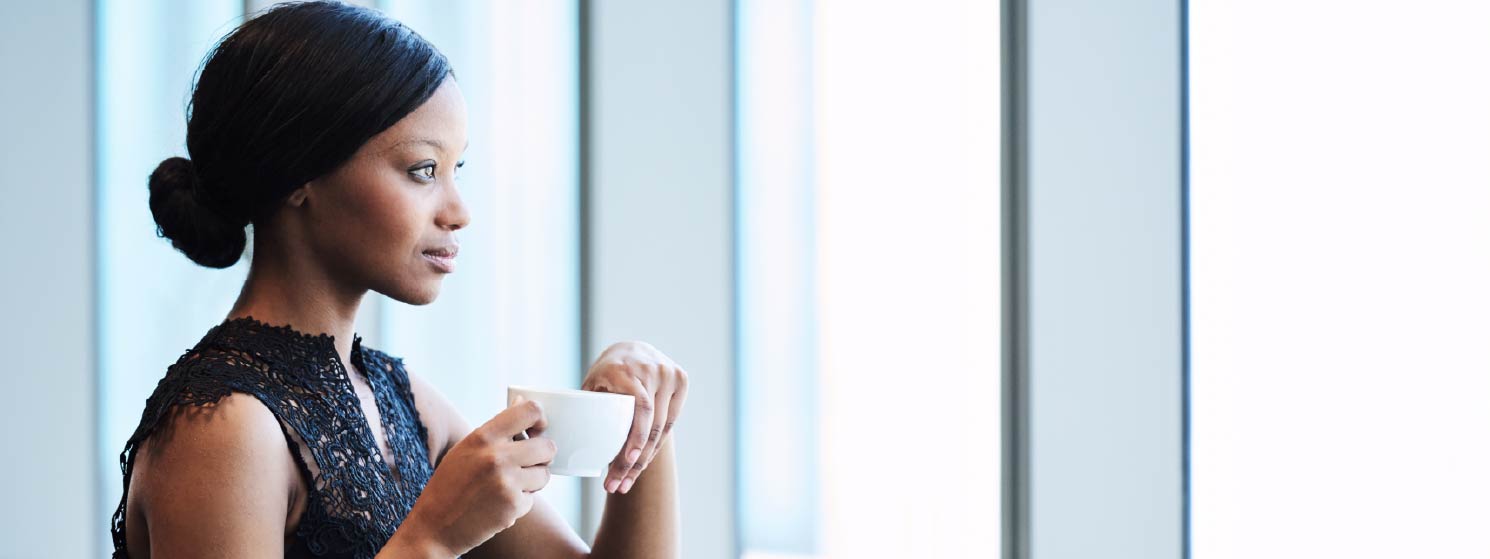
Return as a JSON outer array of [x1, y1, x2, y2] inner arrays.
[[606, 478, 621, 493], [621, 477, 635, 493], [627, 448, 642, 463]]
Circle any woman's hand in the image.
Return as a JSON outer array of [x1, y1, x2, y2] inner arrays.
[[581, 341, 690, 494], [388, 397, 556, 557]]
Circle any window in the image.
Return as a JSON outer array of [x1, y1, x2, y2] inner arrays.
[[1191, 3, 1490, 557], [736, 1, 1001, 557]]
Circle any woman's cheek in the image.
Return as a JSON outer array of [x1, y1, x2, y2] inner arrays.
[[333, 179, 408, 273], [362, 177, 415, 235]]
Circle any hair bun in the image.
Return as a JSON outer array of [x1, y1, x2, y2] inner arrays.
[[147, 156, 248, 268]]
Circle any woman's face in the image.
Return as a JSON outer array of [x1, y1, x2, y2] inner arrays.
[[295, 76, 470, 305]]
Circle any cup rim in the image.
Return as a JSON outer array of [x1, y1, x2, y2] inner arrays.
[[508, 384, 636, 403]]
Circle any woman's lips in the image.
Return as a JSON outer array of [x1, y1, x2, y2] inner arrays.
[[422, 247, 457, 273]]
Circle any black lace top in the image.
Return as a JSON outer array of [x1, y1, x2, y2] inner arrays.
[[110, 316, 437, 558]]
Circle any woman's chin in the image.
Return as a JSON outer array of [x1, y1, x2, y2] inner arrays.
[[380, 281, 442, 306]]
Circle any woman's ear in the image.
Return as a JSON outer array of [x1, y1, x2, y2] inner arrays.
[[285, 184, 310, 207]]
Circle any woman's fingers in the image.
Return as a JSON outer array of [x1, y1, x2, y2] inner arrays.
[[517, 463, 553, 494], [638, 375, 687, 476], [620, 384, 673, 493], [486, 397, 547, 442], [606, 376, 653, 493], [661, 372, 687, 446], [510, 436, 558, 468]]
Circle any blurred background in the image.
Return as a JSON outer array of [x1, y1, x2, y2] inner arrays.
[[2, 0, 997, 557], [2, 0, 1488, 558]]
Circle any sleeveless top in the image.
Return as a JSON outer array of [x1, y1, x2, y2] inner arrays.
[[110, 316, 437, 559]]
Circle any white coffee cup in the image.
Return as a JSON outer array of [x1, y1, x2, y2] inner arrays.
[[506, 385, 635, 477]]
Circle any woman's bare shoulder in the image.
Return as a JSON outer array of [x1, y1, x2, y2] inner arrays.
[[128, 392, 298, 557], [134, 391, 294, 480]]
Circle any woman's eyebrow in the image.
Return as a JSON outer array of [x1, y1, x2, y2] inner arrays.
[[382, 137, 470, 154]]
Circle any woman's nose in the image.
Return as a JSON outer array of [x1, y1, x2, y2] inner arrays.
[[440, 184, 470, 231]]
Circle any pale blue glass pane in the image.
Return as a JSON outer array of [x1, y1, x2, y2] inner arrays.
[[97, 1, 245, 557], [736, 0, 819, 554]]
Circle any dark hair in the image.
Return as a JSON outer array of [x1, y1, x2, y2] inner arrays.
[[149, 0, 453, 268]]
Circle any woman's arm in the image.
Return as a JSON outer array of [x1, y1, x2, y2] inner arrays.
[[588, 437, 680, 559], [458, 433, 680, 559]]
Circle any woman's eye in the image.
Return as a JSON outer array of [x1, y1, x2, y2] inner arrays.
[[412, 165, 436, 181]]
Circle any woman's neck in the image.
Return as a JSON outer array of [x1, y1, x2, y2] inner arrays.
[[227, 238, 366, 365]]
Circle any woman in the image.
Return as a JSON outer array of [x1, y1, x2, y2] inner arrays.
[[112, 2, 688, 557]]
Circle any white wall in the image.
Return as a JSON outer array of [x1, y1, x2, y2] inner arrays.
[[0, 1, 98, 557]]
